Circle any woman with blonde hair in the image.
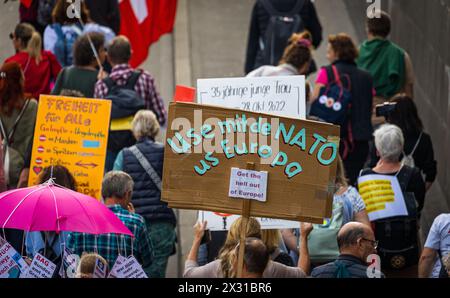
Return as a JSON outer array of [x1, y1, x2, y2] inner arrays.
[[5, 23, 61, 100], [184, 217, 313, 278], [261, 229, 294, 266]]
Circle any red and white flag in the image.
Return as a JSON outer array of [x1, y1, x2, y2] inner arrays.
[[119, 0, 177, 67]]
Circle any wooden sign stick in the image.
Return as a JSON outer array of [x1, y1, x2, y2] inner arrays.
[[236, 162, 255, 278]]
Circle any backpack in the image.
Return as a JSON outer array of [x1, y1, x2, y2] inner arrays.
[[256, 0, 305, 67], [306, 195, 354, 263], [52, 23, 82, 67], [401, 132, 422, 168], [310, 65, 352, 129], [37, 0, 56, 27], [103, 71, 145, 154], [364, 166, 420, 271], [0, 100, 30, 188]]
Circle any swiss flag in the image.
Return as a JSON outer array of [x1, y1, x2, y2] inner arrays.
[[119, 0, 177, 67], [20, 0, 33, 8]]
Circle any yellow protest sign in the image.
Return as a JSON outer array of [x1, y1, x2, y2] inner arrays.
[[28, 95, 111, 199], [357, 174, 408, 221]]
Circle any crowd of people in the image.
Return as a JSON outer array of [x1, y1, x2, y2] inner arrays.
[[0, 0, 448, 279]]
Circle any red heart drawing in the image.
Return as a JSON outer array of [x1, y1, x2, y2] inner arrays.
[[33, 166, 42, 175]]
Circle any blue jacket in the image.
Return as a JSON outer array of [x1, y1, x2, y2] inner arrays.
[[121, 138, 176, 226]]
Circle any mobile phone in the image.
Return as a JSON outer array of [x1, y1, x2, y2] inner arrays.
[[200, 229, 211, 244]]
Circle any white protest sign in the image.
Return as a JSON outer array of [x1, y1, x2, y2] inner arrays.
[[0, 243, 21, 278], [59, 246, 78, 278], [197, 76, 306, 119], [0, 238, 30, 277], [198, 211, 300, 231], [25, 253, 57, 278], [108, 255, 127, 278], [109, 256, 147, 278], [93, 258, 108, 278], [229, 168, 268, 202], [357, 174, 408, 221]]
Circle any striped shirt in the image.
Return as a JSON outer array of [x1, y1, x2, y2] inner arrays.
[[66, 204, 153, 270], [94, 64, 167, 125]]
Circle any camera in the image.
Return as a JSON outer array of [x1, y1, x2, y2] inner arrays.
[[375, 102, 397, 118]]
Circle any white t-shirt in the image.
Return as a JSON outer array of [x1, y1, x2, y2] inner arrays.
[[424, 213, 450, 277], [246, 63, 299, 77]]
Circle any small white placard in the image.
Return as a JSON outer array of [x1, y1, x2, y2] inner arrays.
[[197, 76, 306, 119], [108, 256, 147, 278], [108, 255, 127, 278], [229, 168, 268, 202], [93, 258, 108, 278], [25, 253, 56, 278]]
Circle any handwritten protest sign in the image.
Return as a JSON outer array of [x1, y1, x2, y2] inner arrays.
[[198, 211, 300, 231], [25, 253, 56, 278], [162, 102, 340, 223], [28, 95, 111, 199], [357, 174, 408, 221], [197, 76, 306, 119]]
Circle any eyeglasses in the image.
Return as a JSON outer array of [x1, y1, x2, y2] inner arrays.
[[361, 238, 378, 249]]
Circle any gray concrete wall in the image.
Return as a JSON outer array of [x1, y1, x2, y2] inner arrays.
[[343, 0, 450, 236]]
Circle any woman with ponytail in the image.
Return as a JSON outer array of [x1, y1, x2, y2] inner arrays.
[[5, 23, 61, 100]]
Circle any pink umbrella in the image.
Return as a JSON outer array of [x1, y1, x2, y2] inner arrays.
[[0, 180, 133, 236]]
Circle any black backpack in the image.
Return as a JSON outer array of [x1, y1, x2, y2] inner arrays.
[[255, 0, 305, 67], [103, 71, 145, 153], [366, 166, 420, 271]]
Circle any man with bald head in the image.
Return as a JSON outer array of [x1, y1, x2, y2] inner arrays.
[[311, 222, 385, 278]]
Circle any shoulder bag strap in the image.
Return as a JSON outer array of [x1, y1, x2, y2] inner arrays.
[[8, 99, 31, 142], [128, 145, 162, 191], [0, 99, 30, 145], [409, 132, 423, 156]]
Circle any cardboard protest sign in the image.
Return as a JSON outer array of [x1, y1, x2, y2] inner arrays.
[[357, 174, 408, 221], [28, 95, 111, 199], [25, 253, 57, 278], [198, 211, 300, 231], [162, 102, 340, 223], [197, 76, 306, 119]]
